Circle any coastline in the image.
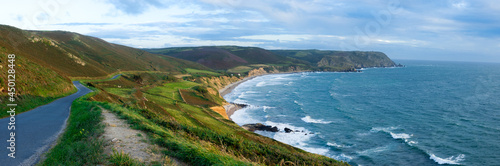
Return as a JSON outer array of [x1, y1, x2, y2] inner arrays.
[[219, 75, 258, 118], [219, 71, 306, 119]]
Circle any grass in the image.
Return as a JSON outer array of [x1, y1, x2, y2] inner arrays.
[[40, 92, 106, 165], [109, 150, 143, 166], [87, 73, 349, 166], [185, 68, 221, 76], [0, 53, 76, 118], [227, 66, 253, 73]]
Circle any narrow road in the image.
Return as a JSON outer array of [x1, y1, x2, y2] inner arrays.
[[0, 81, 91, 166]]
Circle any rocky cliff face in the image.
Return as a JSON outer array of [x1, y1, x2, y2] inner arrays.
[[317, 51, 396, 69], [200, 76, 241, 91]]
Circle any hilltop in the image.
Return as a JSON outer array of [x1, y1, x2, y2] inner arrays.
[[0, 25, 208, 116], [146, 46, 399, 73]]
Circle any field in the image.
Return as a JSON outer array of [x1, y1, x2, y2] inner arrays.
[[185, 68, 221, 76], [41, 73, 348, 165]]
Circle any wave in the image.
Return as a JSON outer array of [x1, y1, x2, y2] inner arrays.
[[302, 116, 333, 124], [357, 145, 390, 156], [371, 127, 417, 146], [332, 153, 353, 162], [230, 105, 261, 125], [294, 100, 304, 106], [371, 127, 464, 165], [326, 142, 351, 149], [390, 132, 412, 139], [430, 154, 465, 165], [255, 121, 331, 156]]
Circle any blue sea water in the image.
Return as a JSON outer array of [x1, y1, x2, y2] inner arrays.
[[224, 60, 500, 166]]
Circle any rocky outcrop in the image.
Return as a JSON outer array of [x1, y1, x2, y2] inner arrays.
[[317, 51, 396, 69], [199, 76, 241, 91], [242, 123, 279, 132]]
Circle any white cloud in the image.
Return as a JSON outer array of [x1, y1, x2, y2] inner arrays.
[[104, 35, 264, 48], [451, 0, 468, 9], [237, 34, 345, 42], [1, 0, 499, 62]]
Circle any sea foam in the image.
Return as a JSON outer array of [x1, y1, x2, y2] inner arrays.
[[429, 154, 465, 165], [302, 116, 333, 124]]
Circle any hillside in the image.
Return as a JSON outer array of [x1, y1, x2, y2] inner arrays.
[[272, 50, 399, 71], [147, 47, 400, 73], [0, 25, 208, 78], [0, 25, 208, 116], [146, 46, 310, 72], [1, 25, 349, 165]]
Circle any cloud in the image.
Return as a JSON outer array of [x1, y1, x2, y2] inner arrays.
[[107, 0, 166, 15], [1, 0, 499, 62], [451, 0, 467, 9]]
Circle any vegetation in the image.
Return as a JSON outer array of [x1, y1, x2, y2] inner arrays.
[[1, 25, 399, 166], [84, 74, 348, 165], [109, 150, 143, 166], [0, 48, 76, 118], [145, 46, 310, 71], [272, 50, 397, 70], [185, 68, 221, 76], [145, 46, 398, 74], [40, 92, 106, 165]]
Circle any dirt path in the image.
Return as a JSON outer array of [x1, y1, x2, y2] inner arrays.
[[101, 108, 176, 165]]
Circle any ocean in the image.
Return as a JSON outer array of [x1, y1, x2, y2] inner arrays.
[[223, 60, 500, 166]]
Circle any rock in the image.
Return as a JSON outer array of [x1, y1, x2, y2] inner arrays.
[[111, 138, 120, 142], [284, 128, 293, 133], [242, 123, 279, 132]]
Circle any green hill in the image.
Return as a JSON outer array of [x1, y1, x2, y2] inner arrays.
[[146, 46, 310, 72], [272, 50, 399, 71], [1, 25, 403, 166], [0, 24, 208, 116], [147, 47, 399, 73]]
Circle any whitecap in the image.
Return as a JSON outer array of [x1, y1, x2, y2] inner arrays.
[[302, 116, 333, 124], [256, 81, 267, 87], [389, 132, 412, 139], [230, 106, 260, 125], [333, 154, 353, 162], [294, 100, 304, 106], [357, 145, 390, 156], [429, 154, 465, 165], [233, 99, 247, 104], [370, 126, 399, 132], [327, 142, 344, 148]]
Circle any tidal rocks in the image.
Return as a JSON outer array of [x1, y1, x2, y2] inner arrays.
[[242, 123, 279, 132], [284, 128, 293, 133]]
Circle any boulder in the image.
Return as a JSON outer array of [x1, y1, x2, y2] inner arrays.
[[242, 123, 279, 132]]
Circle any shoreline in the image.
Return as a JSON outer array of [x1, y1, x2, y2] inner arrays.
[[219, 75, 258, 119], [219, 71, 307, 119]]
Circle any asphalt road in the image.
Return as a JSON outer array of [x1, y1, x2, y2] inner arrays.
[[0, 81, 91, 166]]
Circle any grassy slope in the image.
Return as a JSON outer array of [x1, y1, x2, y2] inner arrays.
[[0, 26, 399, 165], [40, 92, 106, 165], [42, 73, 347, 165], [145, 46, 311, 72], [0, 26, 76, 117], [0, 24, 207, 117], [272, 50, 397, 70], [146, 46, 398, 74]]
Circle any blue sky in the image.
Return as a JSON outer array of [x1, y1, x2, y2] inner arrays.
[[1, 0, 499, 62]]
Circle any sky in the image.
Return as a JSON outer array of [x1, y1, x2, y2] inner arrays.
[[1, 0, 499, 62]]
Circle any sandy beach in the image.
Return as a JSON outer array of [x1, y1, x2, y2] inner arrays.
[[219, 76, 257, 119], [219, 76, 257, 97]]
